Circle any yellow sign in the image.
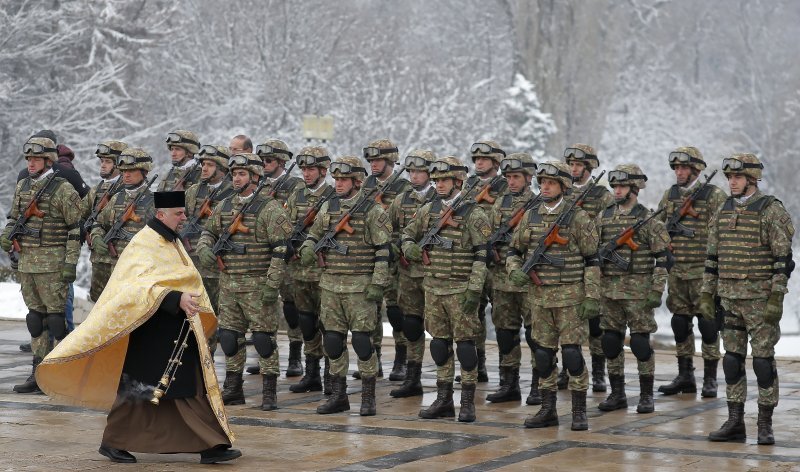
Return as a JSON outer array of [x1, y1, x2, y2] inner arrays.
[[302, 114, 335, 141]]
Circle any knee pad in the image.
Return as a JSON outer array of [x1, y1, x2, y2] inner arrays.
[[629, 333, 653, 362], [496, 329, 520, 355], [283, 301, 298, 329], [430, 338, 452, 366], [402, 315, 425, 342], [25, 310, 46, 338], [752, 357, 776, 389], [218, 329, 241, 357], [252, 331, 276, 358], [561, 344, 585, 376], [46, 313, 67, 341], [524, 325, 535, 351], [456, 340, 478, 371], [589, 317, 602, 338], [723, 352, 746, 385], [671, 314, 692, 343], [323, 331, 346, 360], [386, 305, 404, 332], [534, 346, 557, 378], [298, 311, 319, 342], [351, 331, 374, 361], [697, 316, 719, 345], [602, 330, 624, 359]]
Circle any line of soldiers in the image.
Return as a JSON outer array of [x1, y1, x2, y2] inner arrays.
[[3, 132, 793, 445]]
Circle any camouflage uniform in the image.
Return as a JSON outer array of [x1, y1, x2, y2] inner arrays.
[[158, 129, 201, 192], [703, 153, 794, 445], [657, 147, 727, 398], [2, 137, 82, 393]]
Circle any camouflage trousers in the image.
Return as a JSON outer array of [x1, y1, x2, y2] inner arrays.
[[320, 287, 379, 378], [491, 288, 529, 368], [398, 273, 425, 363], [666, 274, 721, 360], [19, 271, 67, 359], [218, 280, 280, 376], [89, 261, 113, 303], [281, 278, 303, 344], [476, 277, 492, 353], [202, 275, 220, 355], [425, 289, 481, 384], [293, 279, 323, 358], [371, 265, 406, 351], [601, 297, 657, 377], [531, 303, 588, 391], [720, 297, 779, 407]]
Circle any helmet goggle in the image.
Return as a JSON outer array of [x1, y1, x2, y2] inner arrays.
[[536, 163, 571, 180], [563, 147, 595, 160], [470, 143, 506, 156], [500, 158, 537, 173], [330, 162, 366, 175], [95, 144, 122, 156], [23, 143, 57, 154], [228, 154, 264, 168], [255, 144, 293, 158], [430, 161, 468, 174], [198, 145, 230, 160], [363, 146, 398, 159], [722, 157, 763, 172], [296, 154, 331, 166], [404, 155, 432, 168], [668, 151, 704, 166], [117, 154, 152, 166], [165, 133, 200, 148], [608, 170, 648, 184]]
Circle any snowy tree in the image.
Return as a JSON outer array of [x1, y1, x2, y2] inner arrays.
[[499, 73, 557, 159]]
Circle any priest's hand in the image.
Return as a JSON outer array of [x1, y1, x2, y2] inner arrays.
[[180, 292, 200, 317]]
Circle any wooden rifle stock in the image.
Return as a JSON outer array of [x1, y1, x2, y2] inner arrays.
[[334, 214, 354, 235], [474, 184, 495, 205], [227, 213, 250, 234], [615, 227, 640, 251], [543, 225, 569, 247], [529, 270, 543, 285], [678, 198, 700, 219], [24, 200, 45, 219]]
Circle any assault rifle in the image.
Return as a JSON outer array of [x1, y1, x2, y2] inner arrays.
[[373, 164, 407, 208], [5, 169, 61, 253], [266, 162, 297, 197], [519, 170, 605, 285], [473, 174, 502, 205], [179, 176, 229, 251], [417, 178, 481, 266], [84, 178, 123, 246], [211, 178, 269, 271], [171, 161, 201, 191], [398, 190, 438, 269], [597, 207, 666, 271], [286, 186, 335, 260], [665, 170, 717, 238], [487, 193, 544, 264], [313, 185, 381, 267], [102, 174, 159, 257]]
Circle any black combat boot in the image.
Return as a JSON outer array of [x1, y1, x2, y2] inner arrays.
[[360, 376, 377, 416], [636, 374, 655, 414], [757, 404, 775, 445], [701, 359, 719, 398], [286, 341, 303, 377], [598, 374, 628, 411], [222, 371, 245, 405], [19, 342, 31, 353], [557, 366, 569, 390], [323, 357, 332, 395], [390, 361, 423, 398], [486, 366, 521, 403], [477, 349, 488, 383], [458, 383, 477, 422], [317, 376, 350, 414], [708, 402, 746, 442], [526, 370, 542, 405], [591, 355, 607, 393], [13, 357, 42, 394], [658, 356, 696, 395], [261, 374, 278, 411], [571, 390, 588, 431], [419, 381, 455, 419], [524, 389, 558, 428], [290, 355, 322, 393], [389, 344, 407, 381]]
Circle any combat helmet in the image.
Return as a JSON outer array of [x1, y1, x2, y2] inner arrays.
[[404, 149, 436, 172], [296, 146, 331, 169], [363, 138, 399, 163], [330, 156, 367, 181], [256, 139, 293, 162], [165, 130, 200, 155], [95, 140, 127, 163], [608, 164, 648, 190], [470, 140, 506, 164], [668, 146, 706, 171], [500, 152, 537, 176], [198, 145, 231, 171], [722, 153, 763, 180], [228, 153, 264, 177], [535, 160, 573, 190], [22, 137, 58, 163], [117, 148, 153, 172], [430, 156, 469, 181], [564, 144, 600, 171]]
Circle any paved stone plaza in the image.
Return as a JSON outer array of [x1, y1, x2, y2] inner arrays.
[[0, 320, 798, 471]]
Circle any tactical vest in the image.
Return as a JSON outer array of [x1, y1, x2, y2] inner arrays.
[[396, 188, 436, 231], [492, 192, 535, 265], [216, 195, 273, 274], [158, 162, 200, 192], [664, 184, 714, 264], [290, 185, 332, 246], [17, 177, 71, 248], [598, 204, 655, 275], [107, 189, 154, 255], [468, 175, 507, 210], [716, 195, 776, 280], [319, 197, 377, 275], [185, 181, 233, 248], [422, 200, 478, 281], [90, 180, 117, 213], [567, 185, 610, 218], [522, 208, 584, 284]]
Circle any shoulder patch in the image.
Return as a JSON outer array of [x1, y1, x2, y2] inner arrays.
[[474, 218, 492, 238], [276, 214, 293, 235]]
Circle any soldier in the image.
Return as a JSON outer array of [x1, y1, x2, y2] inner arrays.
[[657, 147, 726, 398], [255, 139, 305, 377], [486, 153, 538, 404], [388, 150, 437, 398], [507, 160, 600, 431], [464, 140, 507, 383], [2, 136, 82, 393], [559, 144, 614, 392], [183, 144, 234, 352], [297, 156, 392, 416], [402, 156, 490, 422], [700, 153, 794, 445], [285, 146, 333, 394], [356, 138, 411, 381], [83, 140, 127, 302], [596, 165, 671, 415], [158, 130, 201, 192], [196, 153, 291, 410], [90, 148, 156, 268]]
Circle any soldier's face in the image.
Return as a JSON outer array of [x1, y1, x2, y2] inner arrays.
[[169, 146, 188, 165], [232, 169, 252, 191], [263, 157, 281, 177], [674, 165, 693, 186], [229, 137, 248, 155], [727, 174, 752, 197], [26, 156, 46, 175], [473, 156, 495, 175], [369, 158, 390, 177], [505, 172, 529, 193], [99, 158, 117, 178], [157, 207, 186, 232], [613, 185, 633, 202], [538, 178, 562, 200], [201, 161, 218, 180], [408, 169, 429, 188], [434, 178, 456, 198], [334, 177, 355, 197], [122, 169, 144, 186], [302, 166, 323, 186], [569, 161, 587, 180]]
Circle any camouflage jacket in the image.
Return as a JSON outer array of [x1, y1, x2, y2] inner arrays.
[[90, 183, 156, 263], [82, 177, 121, 264], [388, 185, 436, 279], [286, 182, 334, 282], [467, 174, 508, 212], [564, 179, 614, 219], [263, 170, 304, 203], [183, 178, 234, 277], [157, 159, 201, 192], [489, 187, 537, 293]]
